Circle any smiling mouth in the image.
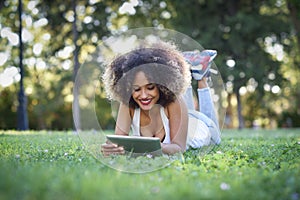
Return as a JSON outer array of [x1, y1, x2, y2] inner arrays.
[[139, 98, 152, 106]]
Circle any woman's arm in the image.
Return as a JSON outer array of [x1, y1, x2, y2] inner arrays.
[[101, 103, 132, 156], [162, 97, 188, 154], [115, 103, 132, 135]]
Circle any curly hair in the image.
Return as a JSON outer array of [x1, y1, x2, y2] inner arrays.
[[102, 41, 191, 108]]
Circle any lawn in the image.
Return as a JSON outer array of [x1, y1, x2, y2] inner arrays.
[[0, 129, 299, 200]]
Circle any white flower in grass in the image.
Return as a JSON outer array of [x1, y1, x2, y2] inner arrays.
[[220, 182, 231, 190], [146, 154, 153, 158], [44, 149, 48, 153], [64, 152, 68, 156], [15, 154, 20, 159]]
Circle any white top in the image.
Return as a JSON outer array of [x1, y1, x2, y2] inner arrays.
[[131, 106, 171, 144], [130, 106, 211, 149]]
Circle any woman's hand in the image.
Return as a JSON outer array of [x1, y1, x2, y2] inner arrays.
[[101, 140, 125, 157]]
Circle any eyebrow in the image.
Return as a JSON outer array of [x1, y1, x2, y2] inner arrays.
[[132, 83, 155, 88]]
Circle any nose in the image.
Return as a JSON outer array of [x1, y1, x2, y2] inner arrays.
[[140, 88, 148, 98]]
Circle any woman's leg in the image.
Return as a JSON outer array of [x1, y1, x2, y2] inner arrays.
[[196, 78, 221, 144], [182, 85, 195, 111], [182, 79, 219, 128], [197, 78, 219, 128]]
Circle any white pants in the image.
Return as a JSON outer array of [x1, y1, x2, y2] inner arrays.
[[183, 86, 221, 149]]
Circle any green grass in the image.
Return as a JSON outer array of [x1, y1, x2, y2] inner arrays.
[[0, 129, 300, 200]]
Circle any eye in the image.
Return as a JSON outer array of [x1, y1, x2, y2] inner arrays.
[[133, 87, 140, 92], [147, 84, 156, 90]]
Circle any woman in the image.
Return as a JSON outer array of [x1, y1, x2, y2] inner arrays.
[[101, 41, 221, 156]]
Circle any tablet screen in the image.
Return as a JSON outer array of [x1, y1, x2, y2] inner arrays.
[[106, 134, 162, 156]]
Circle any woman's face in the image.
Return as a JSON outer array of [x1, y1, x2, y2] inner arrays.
[[132, 71, 160, 111]]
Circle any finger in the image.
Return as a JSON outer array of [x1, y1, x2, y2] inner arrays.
[[102, 147, 125, 157], [101, 143, 118, 149], [105, 146, 124, 153], [101, 142, 123, 153]]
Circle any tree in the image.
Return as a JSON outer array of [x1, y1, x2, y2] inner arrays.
[[116, 0, 298, 128], [0, 0, 115, 129], [72, 0, 80, 130], [17, 0, 29, 130], [0, 0, 299, 129], [287, 0, 300, 51]]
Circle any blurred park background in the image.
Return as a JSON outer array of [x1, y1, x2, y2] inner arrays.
[[0, 0, 299, 130]]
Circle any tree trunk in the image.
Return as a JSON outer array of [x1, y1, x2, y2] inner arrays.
[[17, 0, 29, 130], [287, 0, 300, 52], [225, 93, 233, 128], [235, 89, 244, 129], [72, 0, 80, 130]]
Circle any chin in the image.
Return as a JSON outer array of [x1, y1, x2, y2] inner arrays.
[[139, 104, 154, 110]]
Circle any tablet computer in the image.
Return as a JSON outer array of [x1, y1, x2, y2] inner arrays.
[[106, 134, 162, 156]]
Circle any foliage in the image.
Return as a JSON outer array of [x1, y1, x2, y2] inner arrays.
[[161, 0, 297, 128], [0, 0, 299, 129], [0, 129, 299, 199], [103, 0, 300, 128]]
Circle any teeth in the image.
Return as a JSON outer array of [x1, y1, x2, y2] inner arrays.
[[140, 99, 151, 104]]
